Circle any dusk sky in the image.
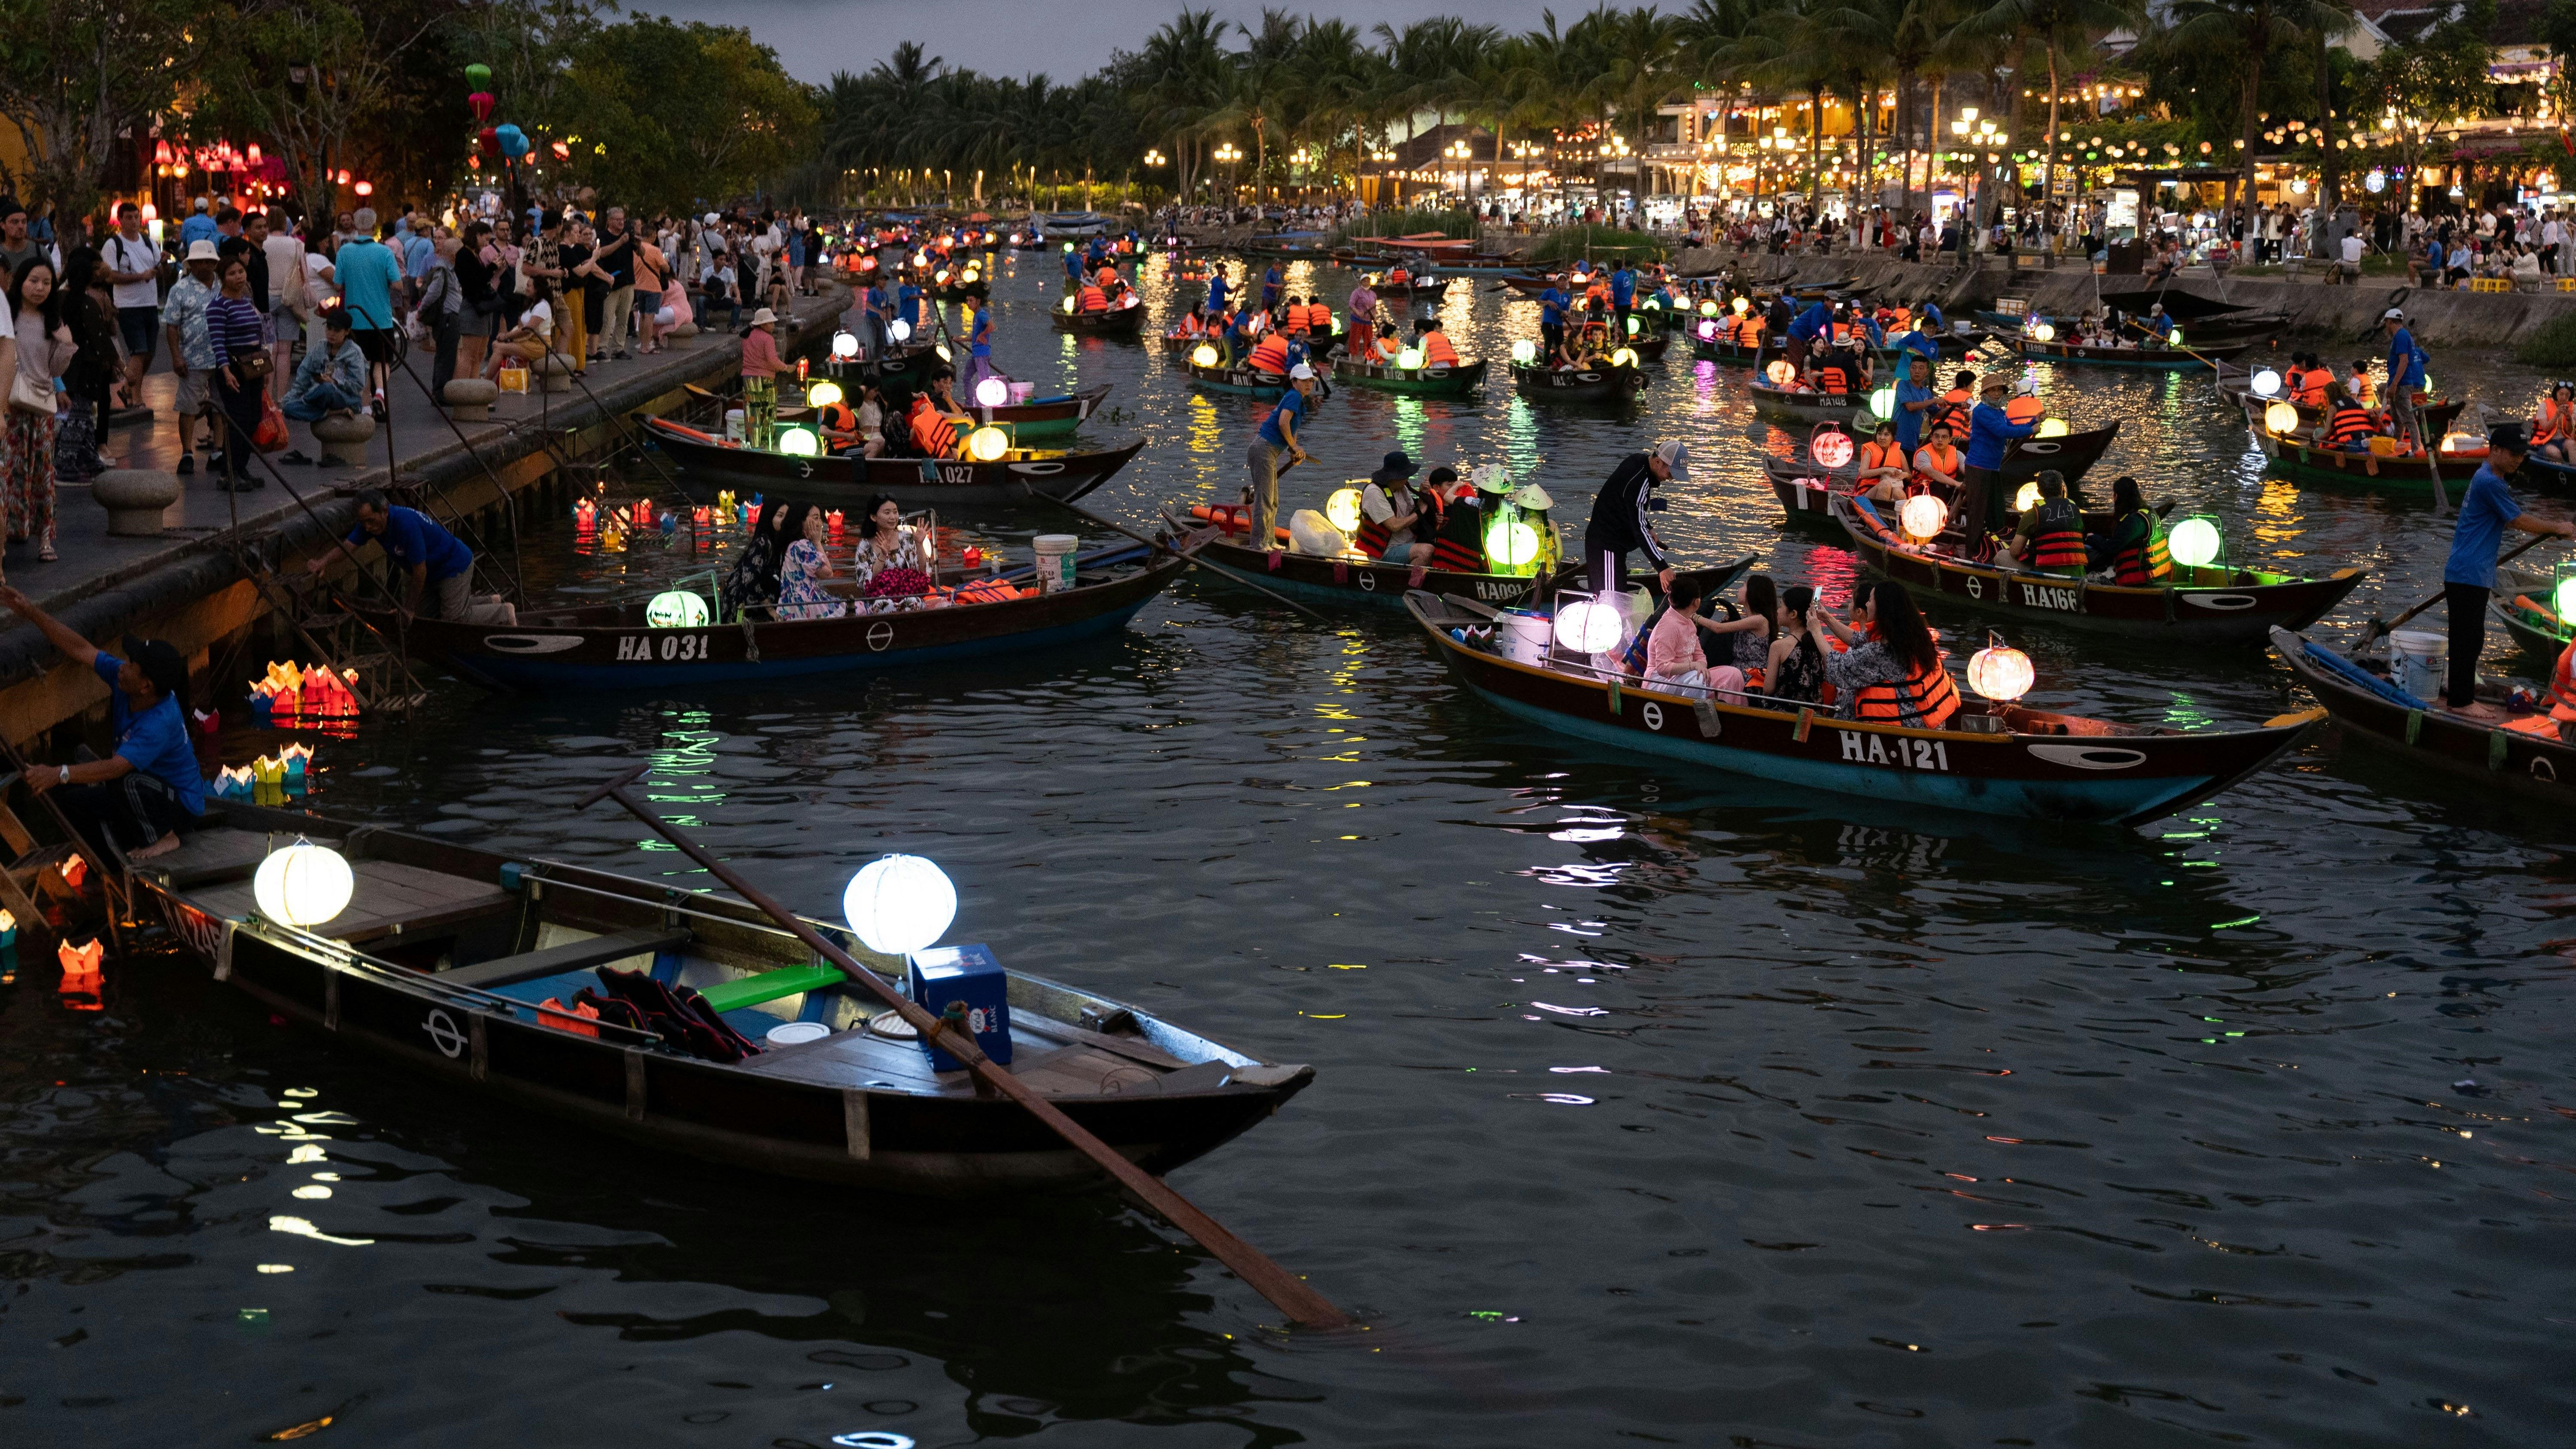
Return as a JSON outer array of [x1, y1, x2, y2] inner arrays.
[[636, 0, 1566, 85]]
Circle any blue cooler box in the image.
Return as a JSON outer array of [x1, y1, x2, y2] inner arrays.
[[908, 943, 1013, 1071]]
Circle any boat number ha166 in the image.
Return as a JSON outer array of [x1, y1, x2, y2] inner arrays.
[[1838, 730, 1951, 771], [2015, 580, 2081, 611], [617, 633, 711, 662]]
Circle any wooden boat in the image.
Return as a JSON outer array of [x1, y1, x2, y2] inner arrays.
[[2270, 625, 2576, 802], [1405, 592, 2320, 825], [1182, 359, 1311, 398], [1048, 300, 1148, 337], [2493, 565, 2570, 660], [1747, 379, 1866, 424], [1167, 505, 1753, 611], [1828, 495, 2362, 642], [130, 806, 1312, 1195], [1161, 327, 1346, 358], [2011, 334, 2250, 368], [371, 542, 1184, 690], [1329, 355, 1488, 398], [1509, 359, 1648, 404], [2251, 429, 2489, 491], [642, 416, 1144, 506], [1759, 422, 2123, 532], [967, 383, 1111, 440], [2214, 365, 2466, 437], [843, 342, 945, 388]]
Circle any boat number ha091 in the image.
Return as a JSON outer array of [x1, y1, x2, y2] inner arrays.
[[1838, 730, 1951, 771], [616, 633, 710, 662]]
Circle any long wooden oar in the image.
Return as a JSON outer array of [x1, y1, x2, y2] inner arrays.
[[2359, 529, 2564, 649], [2120, 316, 2219, 373], [1027, 487, 1327, 621], [576, 763, 1350, 1330]]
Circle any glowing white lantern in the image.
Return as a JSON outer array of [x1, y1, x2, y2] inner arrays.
[[2555, 573, 2576, 622], [2027, 322, 2056, 342], [1870, 385, 1896, 419], [843, 854, 957, 956], [1397, 347, 1425, 370], [1191, 343, 1220, 368], [1967, 643, 2034, 701], [1900, 493, 1947, 541], [254, 841, 354, 928], [2013, 481, 2041, 513], [1697, 319, 1718, 340], [889, 319, 912, 342], [1610, 347, 1639, 368], [1765, 360, 1796, 386], [1732, 295, 1750, 315], [2167, 516, 2222, 568], [2250, 368, 2281, 398], [1325, 488, 1364, 533], [2265, 401, 2300, 434], [2036, 418, 2068, 437], [647, 590, 710, 628], [1485, 515, 1540, 567], [1511, 340, 1538, 364], [975, 377, 1009, 408], [1811, 431, 1854, 468], [777, 428, 820, 457], [1061, 296, 1077, 313], [961, 265, 979, 283], [934, 343, 952, 362], [807, 380, 844, 409], [1554, 598, 1626, 653], [966, 425, 1010, 462], [830, 331, 860, 359]]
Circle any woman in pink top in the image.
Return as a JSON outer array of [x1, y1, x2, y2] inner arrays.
[[1643, 575, 1746, 700], [738, 307, 782, 447]]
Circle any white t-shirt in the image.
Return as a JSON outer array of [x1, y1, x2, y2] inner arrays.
[[2341, 234, 2366, 265], [305, 249, 338, 308], [523, 297, 553, 339], [263, 234, 306, 309], [104, 232, 161, 309]]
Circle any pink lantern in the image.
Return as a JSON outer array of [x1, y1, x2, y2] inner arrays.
[[468, 91, 496, 122], [1810, 431, 1854, 469]]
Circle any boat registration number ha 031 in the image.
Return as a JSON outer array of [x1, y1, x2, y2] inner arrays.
[[616, 633, 712, 662], [1838, 730, 1952, 771]]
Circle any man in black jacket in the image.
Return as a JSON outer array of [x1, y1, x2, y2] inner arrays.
[[1585, 440, 1686, 595]]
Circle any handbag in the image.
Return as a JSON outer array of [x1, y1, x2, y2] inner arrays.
[[8, 369, 57, 417], [253, 389, 289, 453]]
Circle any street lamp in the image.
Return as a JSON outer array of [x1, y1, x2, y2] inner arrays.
[[1214, 142, 1242, 203]]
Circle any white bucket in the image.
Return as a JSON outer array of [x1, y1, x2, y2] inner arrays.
[[725, 408, 746, 441], [1497, 608, 1553, 665], [2390, 630, 2446, 700], [1952, 319, 1973, 335], [1009, 381, 1036, 404], [1033, 533, 1080, 594]]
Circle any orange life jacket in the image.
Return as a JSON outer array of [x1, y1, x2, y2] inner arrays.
[[2327, 404, 2376, 449], [1422, 332, 1460, 366], [2023, 497, 2088, 573], [910, 397, 957, 456], [2294, 368, 2329, 409], [1179, 313, 1204, 336], [1079, 284, 1108, 312], [2552, 638, 2576, 715], [2005, 395, 2044, 425], [1386, 267, 1410, 286], [541, 996, 601, 1037], [1853, 650, 1961, 728], [1355, 483, 1410, 556], [1095, 266, 1118, 286], [1912, 444, 1959, 482], [1372, 336, 1402, 362], [1249, 333, 1291, 375], [1304, 302, 1332, 334], [817, 401, 858, 438], [2349, 370, 2376, 404], [2537, 397, 2576, 446], [1859, 439, 1905, 474], [1817, 365, 1850, 395]]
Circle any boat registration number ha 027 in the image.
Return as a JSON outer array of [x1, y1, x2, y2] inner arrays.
[[616, 633, 712, 662], [1838, 730, 1952, 771]]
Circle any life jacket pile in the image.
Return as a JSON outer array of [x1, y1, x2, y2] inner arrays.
[[909, 397, 958, 457]]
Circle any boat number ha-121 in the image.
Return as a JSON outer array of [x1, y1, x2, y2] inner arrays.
[[1838, 730, 1952, 771], [616, 633, 711, 662]]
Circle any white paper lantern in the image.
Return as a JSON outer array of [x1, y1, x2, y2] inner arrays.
[[1191, 343, 1219, 368], [966, 425, 1010, 462], [1900, 493, 1947, 541], [254, 841, 354, 928], [975, 377, 1009, 408], [806, 380, 844, 407], [1812, 431, 1854, 468], [777, 428, 820, 457], [844, 854, 957, 956], [1554, 598, 1625, 653], [2265, 401, 2300, 434], [1325, 487, 1364, 533], [1397, 347, 1425, 370], [2027, 322, 2056, 342], [1967, 643, 2034, 702], [647, 590, 709, 628], [1610, 347, 1639, 368], [889, 319, 912, 342], [2036, 418, 2068, 437], [830, 331, 860, 359], [1766, 359, 1796, 386], [2168, 516, 2222, 568], [1511, 340, 1538, 364], [2250, 367, 2281, 398]]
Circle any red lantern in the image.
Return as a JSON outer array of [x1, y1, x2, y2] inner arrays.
[[550, 140, 570, 160], [468, 90, 495, 121], [479, 125, 499, 151], [153, 139, 173, 164]]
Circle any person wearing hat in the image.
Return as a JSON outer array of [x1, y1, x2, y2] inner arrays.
[[1244, 363, 1317, 552], [740, 306, 783, 447], [160, 239, 224, 474], [1961, 373, 2040, 539], [2442, 427, 2576, 720], [1356, 450, 1431, 565], [1586, 440, 1686, 595], [0, 585, 200, 859], [2382, 308, 2430, 447]]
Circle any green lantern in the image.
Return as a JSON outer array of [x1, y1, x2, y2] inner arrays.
[[464, 62, 492, 88]]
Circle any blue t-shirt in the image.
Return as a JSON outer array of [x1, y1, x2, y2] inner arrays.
[[896, 283, 921, 327], [1609, 267, 1636, 305], [1894, 378, 1937, 451], [1063, 247, 1082, 279], [95, 654, 204, 814], [2388, 326, 2427, 391], [1207, 274, 1229, 312], [349, 504, 474, 583], [2445, 464, 2521, 588], [1789, 301, 1831, 340], [1965, 401, 2038, 470], [403, 233, 435, 280], [1539, 288, 1568, 327], [1257, 387, 1306, 448], [179, 213, 218, 250], [334, 238, 402, 330]]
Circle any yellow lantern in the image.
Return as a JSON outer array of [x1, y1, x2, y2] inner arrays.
[[1899, 494, 1947, 541], [1765, 359, 1796, 386], [2264, 401, 2300, 435], [1511, 340, 1538, 365], [777, 428, 820, 457], [1967, 641, 2035, 702], [1397, 347, 1425, 370], [1325, 487, 1364, 533], [1700, 298, 1719, 316], [2027, 322, 2056, 342], [2168, 516, 2222, 568], [647, 590, 710, 628], [1732, 295, 1750, 315], [1191, 343, 1220, 368], [961, 265, 979, 283], [1610, 347, 1639, 368], [253, 840, 355, 928], [1061, 296, 1076, 313], [966, 425, 1010, 462], [806, 380, 844, 407], [2013, 481, 2041, 513], [2036, 418, 2068, 437], [1484, 515, 1540, 567]]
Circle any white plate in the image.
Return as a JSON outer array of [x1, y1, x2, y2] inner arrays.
[[766, 1021, 831, 1047]]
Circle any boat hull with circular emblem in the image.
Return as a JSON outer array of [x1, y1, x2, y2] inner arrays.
[[2250, 428, 2489, 492], [1328, 356, 1489, 397], [642, 416, 1144, 506], [1407, 592, 2321, 825], [1508, 360, 1647, 404], [1760, 421, 2124, 533], [369, 545, 1186, 690], [2270, 625, 2576, 802], [1048, 301, 1148, 337]]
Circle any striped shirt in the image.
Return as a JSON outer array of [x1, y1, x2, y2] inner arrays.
[[207, 294, 268, 369]]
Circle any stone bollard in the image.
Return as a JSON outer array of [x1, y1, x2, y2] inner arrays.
[[92, 469, 183, 536], [443, 377, 499, 421], [537, 352, 575, 393], [311, 411, 377, 468], [666, 322, 700, 339]]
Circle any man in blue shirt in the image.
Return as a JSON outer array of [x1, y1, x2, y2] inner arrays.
[[1244, 364, 1317, 552], [1608, 262, 1636, 336], [896, 277, 922, 334], [332, 207, 403, 410], [307, 489, 493, 621], [1261, 262, 1283, 312], [2441, 429, 2575, 717], [1061, 242, 1082, 286], [1962, 374, 2040, 539], [0, 586, 201, 859], [2382, 307, 2430, 444], [1786, 298, 1831, 371], [1893, 355, 1938, 454], [1537, 283, 1569, 362], [1206, 265, 1230, 317], [177, 196, 217, 251]]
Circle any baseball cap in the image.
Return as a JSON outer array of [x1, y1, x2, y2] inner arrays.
[[1652, 440, 1690, 481], [2491, 425, 2530, 452], [2383, 307, 2406, 320], [120, 637, 188, 700], [1289, 363, 1315, 380]]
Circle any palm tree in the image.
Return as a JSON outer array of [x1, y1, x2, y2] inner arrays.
[[1949, 0, 2144, 214], [2163, 0, 2356, 212], [1712, 0, 1843, 206], [1137, 8, 1236, 200]]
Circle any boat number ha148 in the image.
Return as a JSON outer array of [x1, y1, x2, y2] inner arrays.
[[617, 633, 711, 662], [1838, 730, 1951, 771]]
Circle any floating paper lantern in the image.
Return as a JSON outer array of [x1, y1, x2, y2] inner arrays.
[[647, 590, 709, 628], [1397, 347, 1425, 370], [1899, 494, 1947, 541], [255, 840, 354, 928], [826, 509, 844, 538], [2027, 322, 2055, 342], [1324, 488, 1364, 533], [975, 377, 1009, 407], [966, 426, 1009, 462], [1968, 641, 2035, 701], [2036, 418, 2068, 438], [1765, 360, 1795, 386], [1811, 431, 1854, 468], [1554, 598, 1625, 653], [1191, 343, 1219, 368], [830, 331, 860, 359], [2264, 401, 2300, 435], [1511, 340, 1537, 365], [2167, 516, 2222, 568], [2250, 368, 2281, 398], [806, 380, 844, 407], [1485, 515, 1540, 568], [1610, 347, 1639, 368], [843, 854, 957, 956], [280, 742, 314, 785]]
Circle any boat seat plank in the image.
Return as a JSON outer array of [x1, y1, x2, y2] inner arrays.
[[439, 927, 693, 991], [737, 1025, 961, 1092], [138, 827, 277, 888], [187, 860, 513, 941]]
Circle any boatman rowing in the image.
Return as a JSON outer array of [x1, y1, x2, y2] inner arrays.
[[1242, 364, 1318, 554], [2442, 425, 2574, 721]]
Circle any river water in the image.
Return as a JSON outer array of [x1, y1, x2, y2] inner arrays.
[[6, 248, 2572, 1447]]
